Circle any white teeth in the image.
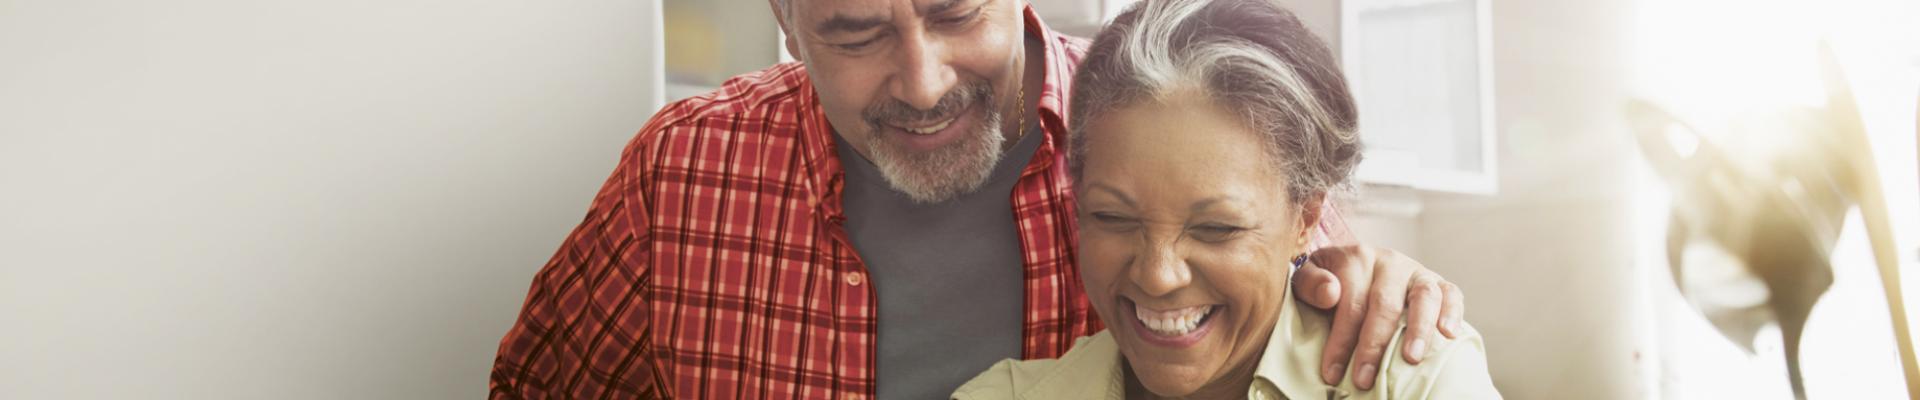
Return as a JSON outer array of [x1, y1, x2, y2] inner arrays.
[[902, 118, 954, 135], [1135, 303, 1213, 336]]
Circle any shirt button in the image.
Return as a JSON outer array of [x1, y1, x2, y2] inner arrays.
[[844, 271, 864, 286]]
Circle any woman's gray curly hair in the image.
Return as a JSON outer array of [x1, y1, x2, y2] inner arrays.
[[1068, 0, 1363, 204]]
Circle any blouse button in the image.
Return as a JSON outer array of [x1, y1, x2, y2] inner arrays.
[[844, 271, 864, 286]]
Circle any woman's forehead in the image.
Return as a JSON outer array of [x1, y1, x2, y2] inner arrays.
[[1085, 96, 1272, 171], [1078, 96, 1288, 208]]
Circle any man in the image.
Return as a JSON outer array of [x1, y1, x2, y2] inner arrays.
[[491, 0, 1467, 398]]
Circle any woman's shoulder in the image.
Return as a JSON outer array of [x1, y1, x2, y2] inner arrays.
[[1283, 301, 1502, 399], [1381, 319, 1500, 399], [951, 332, 1127, 400]]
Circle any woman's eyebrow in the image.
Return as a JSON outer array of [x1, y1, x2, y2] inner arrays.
[[1189, 196, 1257, 214], [1086, 183, 1136, 207], [1189, 197, 1226, 213]]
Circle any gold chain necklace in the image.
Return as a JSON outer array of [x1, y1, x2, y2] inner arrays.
[[1013, 80, 1027, 136]]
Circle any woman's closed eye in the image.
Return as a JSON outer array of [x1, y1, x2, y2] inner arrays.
[[1188, 223, 1250, 242], [1089, 211, 1141, 231]]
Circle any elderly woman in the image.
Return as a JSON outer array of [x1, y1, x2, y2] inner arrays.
[[952, 0, 1498, 398]]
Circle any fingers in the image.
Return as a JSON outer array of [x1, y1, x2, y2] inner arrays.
[[1399, 271, 1445, 365], [1291, 260, 1342, 309], [1438, 280, 1465, 339], [1350, 250, 1416, 390], [1313, 246, 1373, 386]]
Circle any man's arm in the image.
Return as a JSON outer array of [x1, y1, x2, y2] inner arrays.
[[490, 133, 663, 399], [1294, 245, 1467, 391]]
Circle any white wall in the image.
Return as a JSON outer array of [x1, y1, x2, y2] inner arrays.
[[0, 1, 659, 398]]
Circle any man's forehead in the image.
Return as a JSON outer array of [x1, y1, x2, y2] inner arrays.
[[790, 0, 973, 25]]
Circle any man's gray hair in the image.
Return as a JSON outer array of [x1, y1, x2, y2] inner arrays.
[[1068, 0, 1362, 203]]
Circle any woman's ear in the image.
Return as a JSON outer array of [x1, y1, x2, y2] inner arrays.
[[1299, 192, 1327, 236]]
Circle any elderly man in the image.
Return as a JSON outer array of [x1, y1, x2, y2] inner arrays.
[[490, 0, 1467, 398]]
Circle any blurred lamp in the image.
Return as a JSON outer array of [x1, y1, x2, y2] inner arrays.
[[1628, 44, 1919, 399]]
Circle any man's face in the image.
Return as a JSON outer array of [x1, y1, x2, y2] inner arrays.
[[775, 0, 1027, 203]]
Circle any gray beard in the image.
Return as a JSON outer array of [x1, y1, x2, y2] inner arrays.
[[865, 106, 1008, 204]]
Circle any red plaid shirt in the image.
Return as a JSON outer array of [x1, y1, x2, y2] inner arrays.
[[490, 8, 1099, 399]]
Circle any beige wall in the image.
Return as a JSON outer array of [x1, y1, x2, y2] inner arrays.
[[1433, 2, 1648, 398], [1415, 0, 1649, 397], [0, 1, 658, 398], [1279, 0, 1653, 398]]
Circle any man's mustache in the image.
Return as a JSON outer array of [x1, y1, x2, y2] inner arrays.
[[862, 81, 993, 129]]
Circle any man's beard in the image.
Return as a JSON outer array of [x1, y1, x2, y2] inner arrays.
[[861, 80, 1008, 204]]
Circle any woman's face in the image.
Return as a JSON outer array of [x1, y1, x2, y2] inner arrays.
[[1077, 89, 1312, 397]]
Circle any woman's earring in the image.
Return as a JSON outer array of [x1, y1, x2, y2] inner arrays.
[[1292, 234, 1311, 268]]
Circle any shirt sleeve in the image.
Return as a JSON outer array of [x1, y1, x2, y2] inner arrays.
[[489, 125, 663, 399], [1409, 325, 1503, 400]]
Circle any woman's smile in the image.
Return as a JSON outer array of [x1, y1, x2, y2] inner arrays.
[[1126, 298, 1223, 347]]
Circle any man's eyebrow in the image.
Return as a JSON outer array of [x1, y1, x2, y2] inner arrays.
[[922, 0, 969, 15], [814, 14, 889, 35]]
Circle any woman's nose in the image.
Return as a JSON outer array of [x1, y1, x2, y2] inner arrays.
[[1130, 234, 1192, 297]]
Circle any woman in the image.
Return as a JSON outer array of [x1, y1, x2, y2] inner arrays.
[[952, 0, 1499, 398]]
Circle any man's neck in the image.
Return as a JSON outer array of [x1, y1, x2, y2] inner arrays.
[[1006, 29, 1047, 147]]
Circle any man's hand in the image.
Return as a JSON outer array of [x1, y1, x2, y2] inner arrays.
[[1292, 245, 1465, 390]]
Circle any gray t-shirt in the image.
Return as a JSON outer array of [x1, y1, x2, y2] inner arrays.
[[834, 124, 1043, 399]]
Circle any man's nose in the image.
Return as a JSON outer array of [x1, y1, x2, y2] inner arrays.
[[888, 30, 957, 111], [1131, 234, 1192, 297]]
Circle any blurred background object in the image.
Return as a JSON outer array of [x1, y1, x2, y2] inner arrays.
[[661, 0, 787, 102], [1628, 0, 1920, 398], [1627, 44, 1918, 398], [1027, 0, 1136, 37]]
